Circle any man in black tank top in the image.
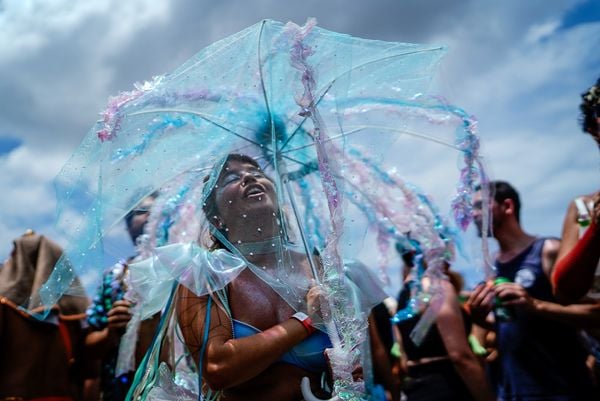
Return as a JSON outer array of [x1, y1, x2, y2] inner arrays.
[[468, 181, 598, 401]]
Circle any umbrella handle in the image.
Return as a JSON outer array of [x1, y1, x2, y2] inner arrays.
[[301, 377, 341, 401]]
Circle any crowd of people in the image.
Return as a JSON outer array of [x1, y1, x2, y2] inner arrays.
[[0, 70, 598, 401]]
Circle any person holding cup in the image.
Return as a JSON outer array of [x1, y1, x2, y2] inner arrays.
[[468, 181, 597, 400]]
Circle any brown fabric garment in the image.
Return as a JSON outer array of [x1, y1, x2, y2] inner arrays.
[[0, 232, 88, 315], [0, 297, 92, 401], [0, 232, 95, 400]]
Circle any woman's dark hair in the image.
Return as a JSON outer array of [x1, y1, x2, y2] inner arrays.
[[580, 77, 600, 134]]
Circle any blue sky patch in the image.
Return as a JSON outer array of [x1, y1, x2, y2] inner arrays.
[[561, 0, 600, 31], [0, 136, 22, 155]]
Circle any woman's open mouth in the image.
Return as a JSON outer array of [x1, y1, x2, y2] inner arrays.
[[244, 185, 265, 198]]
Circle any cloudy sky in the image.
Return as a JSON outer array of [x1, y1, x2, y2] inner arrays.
[[1, 0, 598, 290]]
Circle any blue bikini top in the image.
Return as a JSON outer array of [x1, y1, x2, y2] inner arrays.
[[232, 319, 332, 372]]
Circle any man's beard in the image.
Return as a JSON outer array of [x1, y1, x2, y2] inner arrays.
[[475, 218, 495, 238]]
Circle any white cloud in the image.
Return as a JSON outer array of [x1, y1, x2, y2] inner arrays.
[[0, 0, 170, 149], [525, 20, 561, 44], [0, 145, 71, 257], [0, 0, 169, 62], [457, 23, 599, 113], [0, 146, 66, 214]]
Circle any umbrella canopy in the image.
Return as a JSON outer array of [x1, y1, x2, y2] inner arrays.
[[39, 19, 489, 400]]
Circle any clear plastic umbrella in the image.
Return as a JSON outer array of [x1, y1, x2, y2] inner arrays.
[[38, 19, 489, 400]]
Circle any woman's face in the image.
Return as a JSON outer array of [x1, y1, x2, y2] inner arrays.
[[213, 159, 277, 227]]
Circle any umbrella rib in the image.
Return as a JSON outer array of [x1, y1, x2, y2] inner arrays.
[[279, 84, 332, 153], [334, 46, 444, 78], [279, 46, 443, 153], [256, 20, 277, 171], [257, 20, 274, 131], [256, 22, 321, 280], [128, 108, 265, 148], [279, 116, 313, 152], [280, 125, 460, 154]]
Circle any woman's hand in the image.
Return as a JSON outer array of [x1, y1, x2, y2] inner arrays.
[[307, 280, 328, 321]]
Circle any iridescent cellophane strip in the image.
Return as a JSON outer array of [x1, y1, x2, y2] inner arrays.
[[97, 77, 164, 143], [352, 146, 461, 343], [98, 85, 224, 143], [331, 96, 486, 235], [297, 175, 326, 248], [328, 95, 493, 282], [438, 102, 494, 279], [286, 19, 365, 399], [336, 147, 453, 345]]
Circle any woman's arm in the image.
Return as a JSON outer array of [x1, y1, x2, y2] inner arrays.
[[176, 285, 316, 390], [552, 195, 600, 303], [368, 314, 400, 401], [496, 282, 600, 328], [436, 280, 495, 401]]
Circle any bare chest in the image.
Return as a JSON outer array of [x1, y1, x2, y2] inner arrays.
[[228, 270, 295, 329]]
